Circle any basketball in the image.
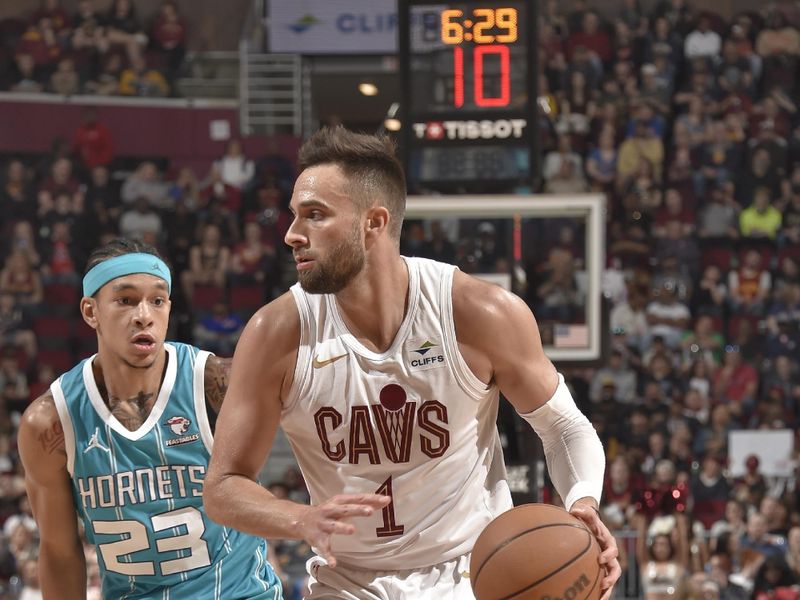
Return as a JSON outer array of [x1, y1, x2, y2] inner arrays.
[[470, 504, 602, 600]]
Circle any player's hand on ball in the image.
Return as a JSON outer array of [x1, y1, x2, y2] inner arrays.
[[570, 501, 621, 600], [298, 494, 391, 567]]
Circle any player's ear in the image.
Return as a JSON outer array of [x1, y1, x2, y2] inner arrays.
[[80, 297, 99, 330], [365, 206, 390, 243]]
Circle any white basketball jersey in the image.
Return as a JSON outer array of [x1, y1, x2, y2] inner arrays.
[[283, 256, 513, 570]]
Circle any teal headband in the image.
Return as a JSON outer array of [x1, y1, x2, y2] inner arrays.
[[83, 253, 172, 297]]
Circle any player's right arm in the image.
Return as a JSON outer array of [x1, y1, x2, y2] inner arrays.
[[204, 293, 389, 567], [18, 392, 87, 600]]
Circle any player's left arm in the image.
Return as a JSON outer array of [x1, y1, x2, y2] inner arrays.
[[453, 272, 621, 598], [203, 355, 231, 414]]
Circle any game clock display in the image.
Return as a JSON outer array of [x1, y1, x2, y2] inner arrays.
[[399, 0, 536, 192]]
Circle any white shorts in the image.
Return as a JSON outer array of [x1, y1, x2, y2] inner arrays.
[[303, 553, 475, 600]]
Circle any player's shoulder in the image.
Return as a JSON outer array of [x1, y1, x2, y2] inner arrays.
[[20, 390, 60, 436], [19, 390, 67, 469], [237, 291, 300, 363], [452, 270, 530, 323]]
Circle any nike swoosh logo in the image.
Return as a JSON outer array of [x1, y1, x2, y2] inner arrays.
[[312, 353, 348, 369]]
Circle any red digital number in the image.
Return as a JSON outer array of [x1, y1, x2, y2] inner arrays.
[[452, 44, 511, 109]]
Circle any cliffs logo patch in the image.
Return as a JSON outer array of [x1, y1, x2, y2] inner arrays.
[[164, 416, 199, 447], [409, 340, 446, 371], [289, 14, 321, 34]]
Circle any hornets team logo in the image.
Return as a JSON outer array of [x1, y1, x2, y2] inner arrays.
[[163, 416, 199, 447]]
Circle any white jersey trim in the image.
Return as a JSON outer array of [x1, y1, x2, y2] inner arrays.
[[439, 267, 495, 401], [82, 343, 178, 441], [285, 287, 313, 413], [192, 350, 214, 453], [49, 377, 77, 476]]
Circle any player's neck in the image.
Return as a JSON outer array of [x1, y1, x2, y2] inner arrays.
[[334, 252, 408, 353], [92, 348, 168, 428]]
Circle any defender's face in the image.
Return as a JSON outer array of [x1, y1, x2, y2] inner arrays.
[[285, 164, 366, 294], [88, 274, 171, 369]]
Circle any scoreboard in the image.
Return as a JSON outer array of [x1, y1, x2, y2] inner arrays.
[[399, 0, 537, 192]]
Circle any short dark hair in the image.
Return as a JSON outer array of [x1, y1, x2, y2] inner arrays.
[[298, 126, 406, 240], [84, 237, 169, 277]]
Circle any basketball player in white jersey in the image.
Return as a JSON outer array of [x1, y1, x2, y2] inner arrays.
[[205, 127, 622, 599]]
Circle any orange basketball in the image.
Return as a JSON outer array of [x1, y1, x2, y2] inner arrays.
[[470, 503, 602, 600]]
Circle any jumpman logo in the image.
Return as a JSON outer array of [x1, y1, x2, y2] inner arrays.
[[84, 428, 110, 454]]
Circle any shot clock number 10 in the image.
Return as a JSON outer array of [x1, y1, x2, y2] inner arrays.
[[441, 8, 518, 109]]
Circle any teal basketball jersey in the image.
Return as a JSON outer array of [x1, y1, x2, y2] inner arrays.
[[51, 342, 282, 600]]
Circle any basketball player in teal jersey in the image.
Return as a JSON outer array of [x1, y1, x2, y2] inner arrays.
[[205, 127, 622, 599], [18, 239, 282, 599]]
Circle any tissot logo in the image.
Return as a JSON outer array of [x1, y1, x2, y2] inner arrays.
[[413, 119, 527, 141]]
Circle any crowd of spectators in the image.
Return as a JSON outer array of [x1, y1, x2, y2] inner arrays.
[[0, 0, 188, 97], [1, 0, 800, 598]]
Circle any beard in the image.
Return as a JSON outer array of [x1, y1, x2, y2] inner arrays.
[[298, 222, 365, 294]]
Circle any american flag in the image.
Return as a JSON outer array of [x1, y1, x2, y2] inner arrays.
[[554, 324, 588, 348]]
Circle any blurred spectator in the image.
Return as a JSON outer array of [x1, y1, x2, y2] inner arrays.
[[40, 221, 80, 286], [71, 0, 110, 59], [586, 126, 617, 192], [48, 56, 78, 96], [681, 314, 725, 367], [646, 283, 691, 349], [740, 187, 782, 240], [5, 222, 40, 269], [691, 454, 731, 531], [180, 224, 230, 301], [83, 52, 123, 95], [213, 139, 254, 191], [192, 301, 243, 356], [0, 253, 43, 307], [167, 167, 200, 208], [17, 557, 42, 600], [738, 148, 781, 204], [698, 183, 741, 239], [200, 167, 241, 217], [417, 220, 456, 264], [786, 527, 800, 580], [728, 249, 771, 314], [118, 55, 168, 97], [0, 354, 28, 410], [118, 196, 162, 242], [535, 246, 581, 321], [752, 555, 798, 599], [36, 157, 82, 219], [684, 14, 722, 61], [590, 349, 637, 404], [9, 54, 44, 94], [0, 161, 35, 226], [617, 120, 665, 185], [15, 17, 60, 69], [84, 166, 121, 233], [229, 221, 274, 285], [0, 293, 36, 360], [710, 499, 748, 542], [542, 135, 587, 193], [121, 161, 169, 209], [640, 533, 688, 599], [72, 107, 114, 171], [708, 552, 749, 600], [105, 0, 147, 60], [713, 345, 758, 421], [150, 1, 186, 79]]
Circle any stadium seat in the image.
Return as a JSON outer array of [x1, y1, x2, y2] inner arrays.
[[191, 285, 225, 311], [43, 283, 79, 312], [700, 246, 734, 271], [36, 349, 73, 373], [33, 316, 72, 350], [230, 284, 265, 313]]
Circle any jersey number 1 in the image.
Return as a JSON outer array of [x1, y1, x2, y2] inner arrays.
[[94, 506, 211, 576], [375, 476, 404, 537]]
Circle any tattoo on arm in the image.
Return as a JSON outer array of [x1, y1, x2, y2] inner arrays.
[[204, 357, 231, 414], [38, 421, 65, 455]]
